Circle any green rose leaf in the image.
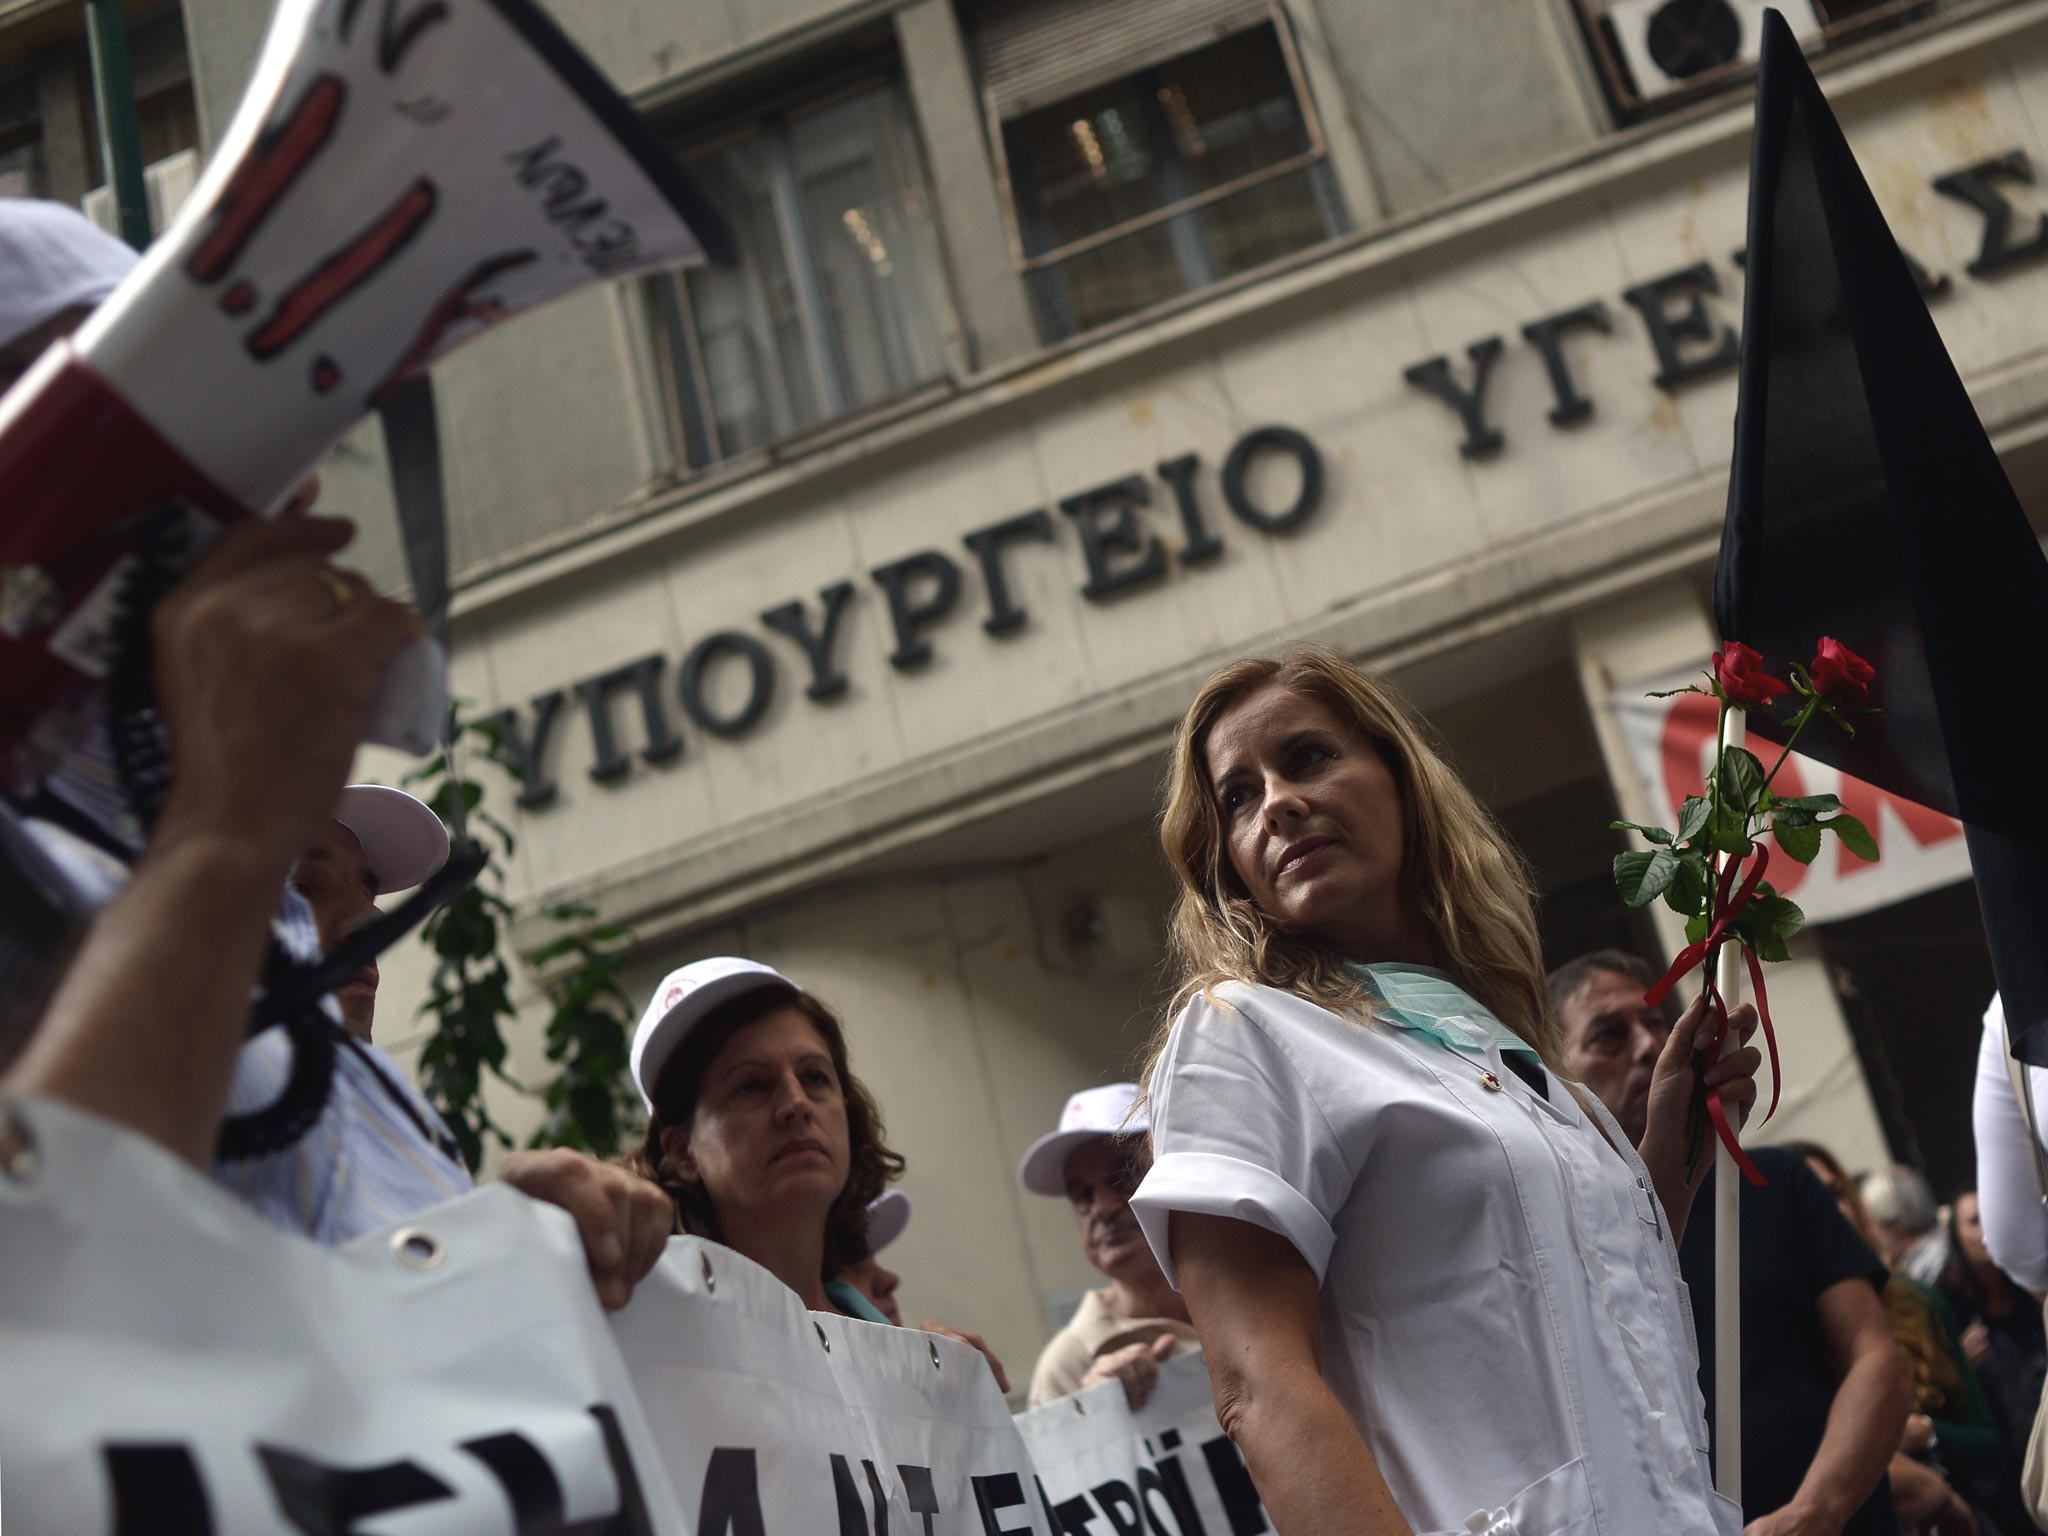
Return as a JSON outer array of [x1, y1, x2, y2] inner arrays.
[[1610, 820, 1675, 847], [1685, 912, 1709, 946], [1826, 812, 1879, 862], [1772, 820, 1823, 865], [1710, 807, 1755, 859], [1775, 794, 1843, 813], [1615, 848, 1682, 908], [1675, 796, 1712, 847], [1719, 747, 1767, 812], [1734, 888, 1805, 964], [1662, 850, 1711, 918]]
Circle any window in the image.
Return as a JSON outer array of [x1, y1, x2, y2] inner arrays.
[[647, 82, 956, 469], [985, 7, 1343, 340]]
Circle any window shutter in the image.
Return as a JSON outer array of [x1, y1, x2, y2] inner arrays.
[[973, 0, 1274, 122]]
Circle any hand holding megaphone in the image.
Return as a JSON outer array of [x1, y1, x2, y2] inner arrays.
[[0, 0, 731, 776]]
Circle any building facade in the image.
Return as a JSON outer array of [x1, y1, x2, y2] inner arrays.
[[10, 0, 2046, 1382]]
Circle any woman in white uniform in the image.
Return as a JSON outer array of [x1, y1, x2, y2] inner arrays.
[[1128, 648, 1759, 1536]]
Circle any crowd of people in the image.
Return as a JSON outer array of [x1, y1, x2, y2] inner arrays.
[[7, 192, 2048, 1536]]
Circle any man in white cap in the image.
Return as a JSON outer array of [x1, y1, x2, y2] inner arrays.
[[1019, 1082, 1198, 1409], [288, 785, 451, 1040], [0, 198, 138, 393]]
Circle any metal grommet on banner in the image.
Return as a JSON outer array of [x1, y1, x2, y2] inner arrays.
[[700, 1250, 716, 1293], [928, 1337, 942, 1371], [0, 1104, 39, 1184], [814, 1320, 831, 1353], [390, 1227, 446, 1272]]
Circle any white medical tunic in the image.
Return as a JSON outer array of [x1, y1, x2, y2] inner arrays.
[[1131, 973, 1741, 1536]]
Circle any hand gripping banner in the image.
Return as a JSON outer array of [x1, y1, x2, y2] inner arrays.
[[0, 0, 731, 765]]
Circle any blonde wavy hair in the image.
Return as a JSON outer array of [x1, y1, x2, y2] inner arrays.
[[1147, 646, 1559, 1074]]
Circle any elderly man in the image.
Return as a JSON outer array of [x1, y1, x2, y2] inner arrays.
[[1019, 1082, 1198, 1409], [1551, 949, 1910, 1536], [0, 200, 668, 1310]]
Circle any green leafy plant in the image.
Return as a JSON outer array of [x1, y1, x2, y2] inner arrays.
[[404, 708, 639, 1171], [1610, 637, 1880, 1180]]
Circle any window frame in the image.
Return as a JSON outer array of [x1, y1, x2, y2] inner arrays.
[[982, 2, 1332, 278], [641, 72, 961, 474]]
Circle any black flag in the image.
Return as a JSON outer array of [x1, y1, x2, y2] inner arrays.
[[1715, 10, 2048, 1062]]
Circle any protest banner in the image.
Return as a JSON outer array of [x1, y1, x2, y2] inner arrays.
[[1014, 1352, 1269, 1536], [0, 1092, 685, 1534], [0, 1094, 1051, 1535], [614, 1237, 1051, 1536]]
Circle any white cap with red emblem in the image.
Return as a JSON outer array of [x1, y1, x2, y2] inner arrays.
[[630, 956, 797, 1111]]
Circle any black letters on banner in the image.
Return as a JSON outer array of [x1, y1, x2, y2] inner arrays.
[[1931, 149, 2048, 276], [1220, 427, 1322, 534], [973, 1471, 1036, 1536], [480, 688, 567, 808], [574, 654, 679, 783], [697, 1447, 770, 1536], [1619, 262, 1740, 392], [1138, 1462, 1206, 1536], [1199, 1435, 1271, 1536], [1519, 301, 1613, 426], [1061, 476, 1168, 601], [900, 1462, 942, 1536], [762, 582, 857, 700], [105, 1444, 214, 1533], [872, 550, 964, 669], [258, 1444, 455, 1534], [106, 1406, 656, 1536], [678, 631, 776, 739], [1403, 338, 1506, 458], [962, 509, 1057, 635], [1089, 1479, 1145, 1536], [1156, 454, 1224, 566]]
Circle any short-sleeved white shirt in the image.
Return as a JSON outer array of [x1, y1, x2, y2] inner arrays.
[[1131, 975, 1741, 1536]]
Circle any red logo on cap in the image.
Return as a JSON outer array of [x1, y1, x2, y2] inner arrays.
[[663, 985, 684, 1010]]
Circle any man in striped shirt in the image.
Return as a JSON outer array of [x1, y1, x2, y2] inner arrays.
[[217, 785, 672, 1311]]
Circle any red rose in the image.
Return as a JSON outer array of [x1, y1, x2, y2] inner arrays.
[[1809, 636, 1876, 701], [1713, 642, 1790, 708]]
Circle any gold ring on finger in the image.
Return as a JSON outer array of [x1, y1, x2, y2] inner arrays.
[[315, 569, 355, 613]]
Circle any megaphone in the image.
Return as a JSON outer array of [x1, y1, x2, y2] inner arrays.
[[0, 0, 733, 778]]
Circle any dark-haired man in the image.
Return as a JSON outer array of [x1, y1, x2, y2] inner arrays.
[[1551, 949, 1911, 1536]]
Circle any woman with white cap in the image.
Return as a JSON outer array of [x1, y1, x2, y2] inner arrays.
[[1129, 648, 1761, 1536], [626, 957, 1008, 1385]]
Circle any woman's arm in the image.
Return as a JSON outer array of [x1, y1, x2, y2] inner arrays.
[[1172, 1211, 1412, 1536]]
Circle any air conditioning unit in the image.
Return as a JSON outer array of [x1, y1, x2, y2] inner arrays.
[[1605, 0, 1825, 105], [82, 147, 199, 238]]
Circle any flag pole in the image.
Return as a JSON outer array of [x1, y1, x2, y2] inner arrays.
[[1714, 708, 1745, 1503]]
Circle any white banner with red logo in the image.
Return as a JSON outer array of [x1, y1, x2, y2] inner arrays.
[[1610, 667, 1972, 924]]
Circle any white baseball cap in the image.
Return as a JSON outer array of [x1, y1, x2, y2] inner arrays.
[[1018, 1082, 1149, 1197], [0, 199, 138, 353], [631, 956, 797, 1111], [866, 1190, 911, 1253], [333, 785, 449, 895]]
